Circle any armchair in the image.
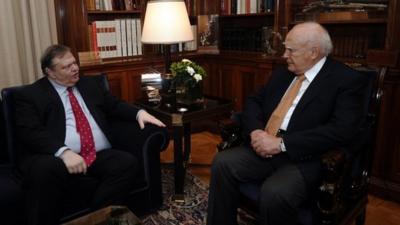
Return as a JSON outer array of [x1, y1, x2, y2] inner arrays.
[[217, 66, 384, 225], [0, 74, 169, 224]]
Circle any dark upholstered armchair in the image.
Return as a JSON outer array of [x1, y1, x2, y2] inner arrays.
[[0, 74, 169, 224], [217, 66, 385, 225]]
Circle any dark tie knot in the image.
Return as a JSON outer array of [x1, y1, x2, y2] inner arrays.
[[67, 87, 73, 93]]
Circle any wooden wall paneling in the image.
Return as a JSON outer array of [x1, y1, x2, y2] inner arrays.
[[127, 71, 142, 103], [370, 70, 400, 202], [386, 0, 400, 50], [107, 71, 129, 101], [218, 64, 236, 106], [200, 60, 218, 97]]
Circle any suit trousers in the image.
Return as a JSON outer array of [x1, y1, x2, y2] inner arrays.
[[22, 149, 138, 225], [207, 145, 308, 225]]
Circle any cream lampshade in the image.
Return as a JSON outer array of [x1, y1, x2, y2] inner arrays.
[[141, 0, 193, 44], [141, 0, 193, 72]]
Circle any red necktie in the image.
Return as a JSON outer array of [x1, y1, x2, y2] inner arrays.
[[67, 87, 96, 166]]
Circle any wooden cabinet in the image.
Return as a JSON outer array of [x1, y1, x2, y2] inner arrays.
[[80, 57, 164, 103], [194, 54, 281, 111]]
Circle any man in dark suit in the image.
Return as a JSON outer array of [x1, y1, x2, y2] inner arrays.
[[207, 22, 369, 225], [14, 44, 165, 225]]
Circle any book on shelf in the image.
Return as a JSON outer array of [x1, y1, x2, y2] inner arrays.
[[220, 27, 263, 52], [124, 0, 134, 10], [120, 19, 127, 57], [227, 0, 273, 14], [86, 0, 141, 11], [131, 19, 138, 56], [115, 19, 122, 57], [89, 18, 142, 59], [126, 19, 133, 56], [135, 19, 142, 55], [220, 0, 231, 15]]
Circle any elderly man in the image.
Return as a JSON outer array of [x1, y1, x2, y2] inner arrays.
[[207, 22, 369, 225], [14, 44, 165, 225]]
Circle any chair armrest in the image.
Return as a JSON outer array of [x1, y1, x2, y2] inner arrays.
[[109, 120, 169, 185], [318, 149, 347, 222], [217, 117, 243, 151], [109, 120, 169, 154], [320, 150, 346, 182]]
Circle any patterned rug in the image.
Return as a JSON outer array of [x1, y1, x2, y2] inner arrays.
[[141, 166, 256, 225]]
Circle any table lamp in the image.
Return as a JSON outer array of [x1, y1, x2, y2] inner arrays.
[[141, 0, 193, 73]]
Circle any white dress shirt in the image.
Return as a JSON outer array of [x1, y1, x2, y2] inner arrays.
[[48, 79, 111, 157], [279, 57, 326, 151]]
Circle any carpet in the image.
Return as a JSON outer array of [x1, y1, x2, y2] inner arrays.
[[141, 167, 256, 225]]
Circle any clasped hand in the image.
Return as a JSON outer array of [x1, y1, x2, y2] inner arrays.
[[250, 129, 282, 158], [60, 150, 87, 174]]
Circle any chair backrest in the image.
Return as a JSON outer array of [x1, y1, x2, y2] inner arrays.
[[0, 73, 108, 167], [343, 66, 385, 197], [1, 85, 27, 166]]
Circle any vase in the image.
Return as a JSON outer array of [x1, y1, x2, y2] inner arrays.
[[175, 82, 204, 105]]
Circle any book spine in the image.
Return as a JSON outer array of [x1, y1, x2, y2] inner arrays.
[[136, 18, 142, 55], [131, 18, 138, 56], [121, 19, 127, 57], [126, 19, 133, 56], [115, 19, 122, 57]]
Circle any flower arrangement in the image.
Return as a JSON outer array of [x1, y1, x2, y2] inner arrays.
[[169, 59, 206, 102], [170, 59, 206, 88]]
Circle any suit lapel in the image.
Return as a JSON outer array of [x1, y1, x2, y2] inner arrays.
[[38, 78, 67, 139], [266, 72, 296, 113], [291, 59, 334, 114]]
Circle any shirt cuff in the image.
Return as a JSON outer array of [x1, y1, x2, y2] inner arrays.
[[280, 138, 287, 152], [55, 146, 69, 157]]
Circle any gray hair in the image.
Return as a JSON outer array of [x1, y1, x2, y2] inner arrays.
[[295, 22, 333, 56]]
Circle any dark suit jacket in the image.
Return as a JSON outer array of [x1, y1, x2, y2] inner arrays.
[[242, 58, 369, 187], [14, 75, 140, 170]]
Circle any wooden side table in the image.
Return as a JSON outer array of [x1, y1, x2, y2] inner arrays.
[[136, 96, 233, 202]]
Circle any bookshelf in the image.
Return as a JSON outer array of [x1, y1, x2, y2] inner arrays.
[[216, 0, 282, 54], [55, 0, 146, 63], [289, 0, 389, 64]]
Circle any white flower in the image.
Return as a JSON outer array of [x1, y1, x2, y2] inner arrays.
[[193, 74, 202, 82], [186, 66, 195, 76], [182, 59, 192, 63]]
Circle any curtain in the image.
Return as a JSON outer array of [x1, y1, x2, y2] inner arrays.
[[0, 0, 57, 90]]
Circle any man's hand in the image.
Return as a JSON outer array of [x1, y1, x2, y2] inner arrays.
[[137, 110, 166, 129], [60, 150, 87, 174], [250, 129, 282, 158]]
